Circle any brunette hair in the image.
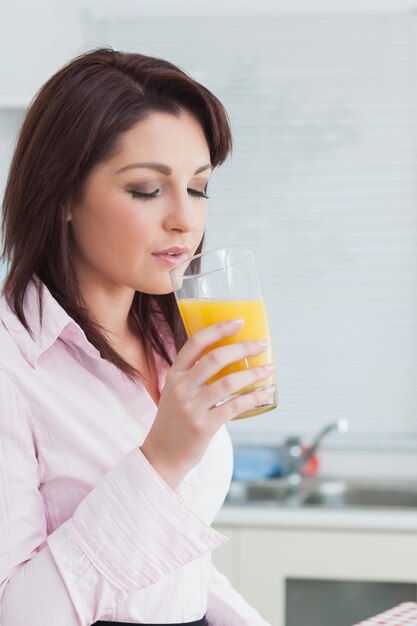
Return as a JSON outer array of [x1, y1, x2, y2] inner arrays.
[[1, 47, 232, 383]]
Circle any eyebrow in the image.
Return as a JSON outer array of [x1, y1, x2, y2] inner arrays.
[[115, 162, 213, 175]]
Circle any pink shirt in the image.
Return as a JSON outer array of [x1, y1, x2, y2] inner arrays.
[[0, 276, 270, 625]]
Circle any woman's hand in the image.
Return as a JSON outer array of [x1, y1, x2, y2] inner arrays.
[[140, 319, 275, 489]]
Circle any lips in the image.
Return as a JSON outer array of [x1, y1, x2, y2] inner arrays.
[[152, 246, 189, 255], [151, 248, 189, 267]]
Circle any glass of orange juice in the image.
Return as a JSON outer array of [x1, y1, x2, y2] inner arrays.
[[169, 247, 277, 420]]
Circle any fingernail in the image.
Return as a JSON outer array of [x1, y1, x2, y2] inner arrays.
[[256, 340, 269, 347], [230, 318, 244, 325], [262, 384, 276, 394], [264, 363, 276, 371]]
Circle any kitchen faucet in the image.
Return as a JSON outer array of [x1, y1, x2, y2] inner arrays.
[[283, 419, 349, 482]]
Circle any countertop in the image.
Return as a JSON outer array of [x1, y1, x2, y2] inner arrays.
[[215, 503, 417, 531]]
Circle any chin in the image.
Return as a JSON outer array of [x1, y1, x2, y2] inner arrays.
[[154, 287, 175, 296], [137, 282, 175, 296]]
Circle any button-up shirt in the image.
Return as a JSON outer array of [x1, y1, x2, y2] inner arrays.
[[0, 275, 270, 625]]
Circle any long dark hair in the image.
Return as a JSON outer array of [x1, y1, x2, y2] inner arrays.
[[1, 47, 233, 383]]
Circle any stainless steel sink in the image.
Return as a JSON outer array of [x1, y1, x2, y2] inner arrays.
[[226, 479, 296, 505], [225, 477, 417, 510]]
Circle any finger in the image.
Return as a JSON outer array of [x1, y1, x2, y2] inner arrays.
[[190, 343, 271, 387], [209, 384, 277, 425], [173, 318, 245, 371], [200, 363, 276, 406]]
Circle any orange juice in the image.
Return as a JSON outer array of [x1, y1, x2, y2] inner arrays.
[[177, 299, 276, 401]]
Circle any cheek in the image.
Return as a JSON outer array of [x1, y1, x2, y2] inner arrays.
[[70, 195, 150, 268], [196, 208, 208, 240]]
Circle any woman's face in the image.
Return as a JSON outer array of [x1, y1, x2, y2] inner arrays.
[[68, 109, 211, 295]]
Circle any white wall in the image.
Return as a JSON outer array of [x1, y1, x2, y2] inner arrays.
[[1, 0, 417, 102]]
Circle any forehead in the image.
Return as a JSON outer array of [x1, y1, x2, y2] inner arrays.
[[115, 110, 210, 161]]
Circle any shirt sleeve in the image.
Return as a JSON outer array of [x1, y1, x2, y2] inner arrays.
[[0, 370, 227, 625], [206, 563, 272, 626]]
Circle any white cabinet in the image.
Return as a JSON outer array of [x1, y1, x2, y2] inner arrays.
[[0, 107, 24, 204], [0, 5, 84, 105], [213, 519, 417, 626], [211, 525, 239, 585]]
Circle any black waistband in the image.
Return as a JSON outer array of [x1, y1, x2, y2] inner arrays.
[[92, 617, 206, 626]]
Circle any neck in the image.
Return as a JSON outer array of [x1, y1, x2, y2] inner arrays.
[[76, 273, 137, 346]]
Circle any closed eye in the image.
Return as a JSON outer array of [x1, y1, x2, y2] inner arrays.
[[188, 188, 210, 199], [130, 189, 159, 201], [130, 188, 209, 201]]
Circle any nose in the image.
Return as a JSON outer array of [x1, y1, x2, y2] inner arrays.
[[163, 189, 200, 233]]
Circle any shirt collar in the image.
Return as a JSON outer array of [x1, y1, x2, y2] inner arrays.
[[0, 275, 101, 367]]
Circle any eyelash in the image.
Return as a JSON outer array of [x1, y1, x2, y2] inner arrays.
[[129, 188, 209, 201]]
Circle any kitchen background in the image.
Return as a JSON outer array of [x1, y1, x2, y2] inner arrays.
[[1, 1, 417, 625]]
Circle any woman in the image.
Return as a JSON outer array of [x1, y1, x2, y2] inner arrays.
[[0, 48, 274, 625]]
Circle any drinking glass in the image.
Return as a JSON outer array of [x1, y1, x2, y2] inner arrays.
[[169, 247, 277, 420]]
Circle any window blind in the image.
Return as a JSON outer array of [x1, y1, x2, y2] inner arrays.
[[72, 15, 417, 444]]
